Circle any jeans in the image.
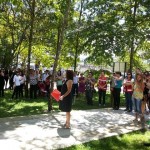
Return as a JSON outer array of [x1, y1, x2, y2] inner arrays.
[[133, 98, 142, 114], [125, 92, 133, 111]]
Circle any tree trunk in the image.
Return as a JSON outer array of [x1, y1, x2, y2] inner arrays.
[[25, 0, 35, 98], [48, 0, 71, 111], [129, 0, 138, 72], [74, 0, 83, 72]]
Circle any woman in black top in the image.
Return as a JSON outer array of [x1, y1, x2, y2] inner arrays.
[[59, 70, 73, 128]]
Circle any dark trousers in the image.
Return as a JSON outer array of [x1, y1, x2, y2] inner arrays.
[[30, 84, 37, 99], [9, 80, 14, 90], [72, 83, 78, 96], [110, 90, 114, 107], [85, 90, 93, 105], [113, 88, 121, 109], [0, 85, 4, 97], [98, 89, 106, 105], [19, 84, 24, 98], [12, 86, 20, 99], [4, 77, 9, 89], [125, 92, 133, 111]]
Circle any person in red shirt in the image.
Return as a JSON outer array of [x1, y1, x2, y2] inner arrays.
[[97, 70, 107, 106], [123, 72, 134, 112]]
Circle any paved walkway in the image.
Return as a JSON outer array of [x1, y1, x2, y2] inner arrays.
[[0, 108, 149, 150]]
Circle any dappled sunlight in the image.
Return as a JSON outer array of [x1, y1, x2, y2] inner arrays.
[[0, 108, 149, 149]]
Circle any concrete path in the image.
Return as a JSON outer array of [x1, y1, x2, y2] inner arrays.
[[0, 108, 149, 150]]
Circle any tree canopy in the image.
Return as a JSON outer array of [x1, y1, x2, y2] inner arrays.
[[0, 0, 150, 71]]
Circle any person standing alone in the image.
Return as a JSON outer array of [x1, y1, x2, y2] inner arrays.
[[59, 70, 73, 128]]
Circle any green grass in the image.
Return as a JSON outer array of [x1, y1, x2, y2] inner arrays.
[[59, 130, 150, 150], [0, 90, 59, 118], [0, 90, 125, 118]]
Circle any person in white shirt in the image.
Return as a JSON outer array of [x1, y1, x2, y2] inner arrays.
[[72, 72, 79, 96], [42, 70, 49, 82], [19, 71, 26, 98], [11, 71, 21, 99]]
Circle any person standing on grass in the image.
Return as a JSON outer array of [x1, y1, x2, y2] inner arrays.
[[78, 73, 85, 96], [145, 74, 150, 112], [29, 70, 38, 99], [85, 72, 96, 106], [56, 70, 63, 92], [113, 71, 123, 110], [9, 69, 15, 90], [59, 70, 73, 129], [0, 70, 5, 97], [11, 71, 21, 99], [45, 75, 52, 96], [110, 72, 116, 107], [132, 73, 145, 123], [4, 69, 9, 89], [123, 72, 134, 112], [143, 72, 150, 114], [19, 71, 26, 98], [97, 70, 107, 106], [72, 72, 79, 97]]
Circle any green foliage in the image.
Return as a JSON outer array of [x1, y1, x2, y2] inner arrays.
[[0, 0, 149, 70]]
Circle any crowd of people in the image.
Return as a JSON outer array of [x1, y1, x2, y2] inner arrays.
[[56, 68, 150, 127], [0, 67, 150, 125], [0, 68, 52, 99]]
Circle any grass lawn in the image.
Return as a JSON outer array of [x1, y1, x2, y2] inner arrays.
[[59, 130, 150, 150], [0, 90, 125, 118]]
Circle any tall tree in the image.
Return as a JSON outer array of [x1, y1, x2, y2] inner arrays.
[[25, 0, 36, 97], [49, 0, 72, 111]]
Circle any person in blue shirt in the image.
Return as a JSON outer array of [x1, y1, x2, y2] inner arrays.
[[113, 71, 123, 110]]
